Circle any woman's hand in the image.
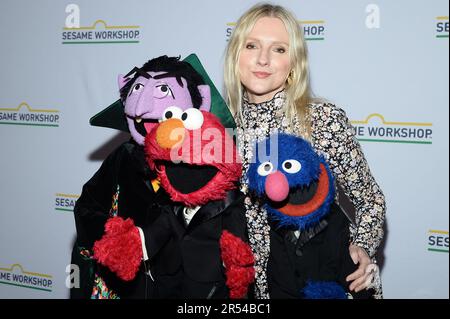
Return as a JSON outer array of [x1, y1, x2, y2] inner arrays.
[[346, 244, 375, 292]]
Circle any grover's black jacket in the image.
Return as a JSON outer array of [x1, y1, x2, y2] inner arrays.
[[267, 202, 373, 299]]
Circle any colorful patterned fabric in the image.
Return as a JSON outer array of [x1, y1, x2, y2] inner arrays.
[[89, 185, 121, 299], [109, 185, 120, 217], [91, 273, 120, 299], [79, 248, 92, 260]]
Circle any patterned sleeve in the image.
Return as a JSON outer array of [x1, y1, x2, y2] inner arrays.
[[310, 103, 386, 257]]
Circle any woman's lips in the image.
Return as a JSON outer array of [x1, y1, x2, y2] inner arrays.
[[253, 71, 271, 78]]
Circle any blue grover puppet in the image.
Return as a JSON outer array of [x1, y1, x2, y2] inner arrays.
[[247, 133, 372, 299]]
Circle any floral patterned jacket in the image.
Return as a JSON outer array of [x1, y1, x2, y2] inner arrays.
[[309, 103, 385, 257]]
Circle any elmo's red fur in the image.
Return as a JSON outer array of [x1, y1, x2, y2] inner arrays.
[[93, 217, 143, 281]]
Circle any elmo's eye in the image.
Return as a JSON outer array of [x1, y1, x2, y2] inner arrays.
[[181, 108, 204, 130], [161, 106, 183, 122], [257, 161, 274, 176], [282, 160, 301, 174]]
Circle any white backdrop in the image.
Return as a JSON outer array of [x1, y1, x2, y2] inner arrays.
[[0, 0, 448, 299]]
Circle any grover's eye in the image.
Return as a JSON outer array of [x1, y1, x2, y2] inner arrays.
[[154, 84, 173, 99], [257, 161, 274, 177], [161, 106, 183, 122], [181, 108, 204, 130], [282, 160, 301, 174]]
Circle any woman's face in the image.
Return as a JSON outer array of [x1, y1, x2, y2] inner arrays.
[[239, 16, 291, 104]]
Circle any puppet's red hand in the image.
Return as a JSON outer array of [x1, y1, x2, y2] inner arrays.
[[220, 230, 255, 298], [93, 217, 143, 281]]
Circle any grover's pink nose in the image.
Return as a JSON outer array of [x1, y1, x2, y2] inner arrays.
[[265, 171, 289, 202]]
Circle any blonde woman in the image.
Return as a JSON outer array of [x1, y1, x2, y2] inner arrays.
[[224, 3, 385, 299]]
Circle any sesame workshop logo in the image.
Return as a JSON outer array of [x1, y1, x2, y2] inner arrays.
[[0, 102, 59, 127], [0, 263, 53, 292], [54, 193, 79, 212], [436, 16, 449, 39], [62, 4, 140, 44], [301, 20, 325, 41], [351, 113, 432, 144], [427, 230, 449, 253], [225, 19, 325, 41]]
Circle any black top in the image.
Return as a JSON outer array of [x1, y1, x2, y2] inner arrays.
[[267, 203, 373, 299]]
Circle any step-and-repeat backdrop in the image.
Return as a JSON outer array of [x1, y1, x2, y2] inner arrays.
[[0, 0, 448, 298]]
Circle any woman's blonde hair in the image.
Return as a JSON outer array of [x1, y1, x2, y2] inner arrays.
[[224, 3, 312, 137]]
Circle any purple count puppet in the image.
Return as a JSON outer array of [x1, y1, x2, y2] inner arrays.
[[118, 58, 211, 145], [71, 55, 226, 299]]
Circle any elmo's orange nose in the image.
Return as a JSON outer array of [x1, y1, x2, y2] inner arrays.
[[156, 119, 185, 149]]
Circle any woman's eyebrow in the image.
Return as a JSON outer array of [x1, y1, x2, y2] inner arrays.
[[245, 37, 288, 46]]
